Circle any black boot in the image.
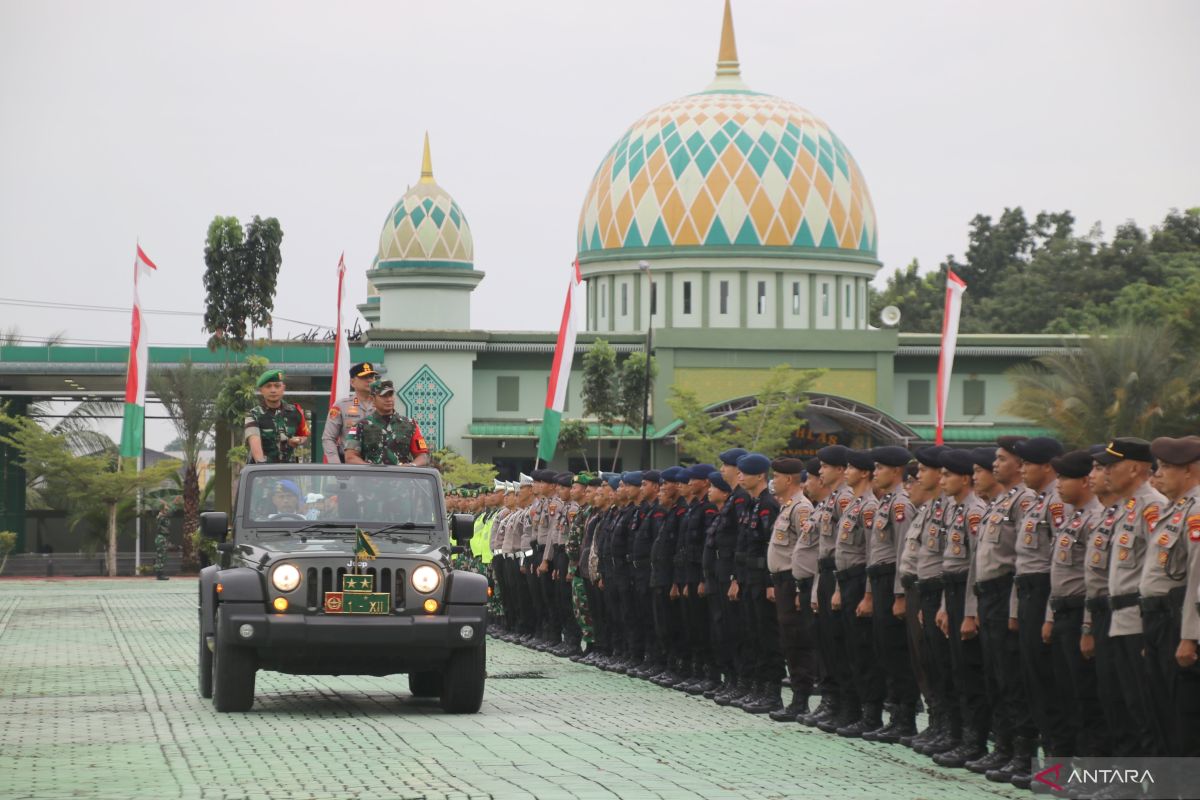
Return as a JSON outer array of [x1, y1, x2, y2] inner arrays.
[[966, 738, 1011, 774], [799, 694, 836, 727], [920, 717, 962, 756], [875, 704, 917, 744], [714, 676, 748, 706], [769, 690, 810, 722], [905, 709, 943, 749], [837, 703, 883, 738], [986, 736, 1033, 783], [704, 674, 730, 700], [689, 665, 721, 695], [1008, 737, 1038, 789], [819, 702, 857, 734], [731, 680, 762, 709], [933, 727, 987, 768], [745, 682, 784, 714]]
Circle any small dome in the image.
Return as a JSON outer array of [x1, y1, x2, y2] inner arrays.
[[376, 134, 474, 268], [577, 0, 876, 263]]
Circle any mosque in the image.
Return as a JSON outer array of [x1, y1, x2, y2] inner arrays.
[[354, 0, 1056, 478]]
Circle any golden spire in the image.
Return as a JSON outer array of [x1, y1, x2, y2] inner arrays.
[[419, 131, 434, 184], [716, 0, 740, 77]]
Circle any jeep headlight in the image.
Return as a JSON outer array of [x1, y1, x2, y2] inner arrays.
[[411, 565, 441, 594], [271, 564, 302, 593]]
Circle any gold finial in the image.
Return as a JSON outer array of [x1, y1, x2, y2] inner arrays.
[[716, 0, 740, 77], [420, 132, 434, 184]]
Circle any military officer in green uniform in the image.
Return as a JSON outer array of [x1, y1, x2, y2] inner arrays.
[[321, 361, 378, 463], [154, 501, 171, 580], [344, 379, 431, 466], [245, 369, 309, 464]]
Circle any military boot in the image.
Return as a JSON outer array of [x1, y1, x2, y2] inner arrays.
[[933, 727, 987, 768], [920, 716, 962, 756], [903, 709, 942, 749], [731, 680, 763, 709], [837, 702, 883, 738], [819, 702, 858, 734], [769, 690, 810, 722], [986, 736, 1034, 784], [1008, 736, 1038, 789], [744, 682, 784, 714], [799, 693, 836, 727], [873, 703, 917, 744], [965, 734, 1011, 775]]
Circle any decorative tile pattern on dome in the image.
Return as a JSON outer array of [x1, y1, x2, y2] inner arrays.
[[399, 364, 453, 450], [577, 91, 877, 258], [378, 184, 474, 265]]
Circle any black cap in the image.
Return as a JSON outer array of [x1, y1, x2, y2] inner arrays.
[[847, 449, 876, 471], [970, 447, 997, 471], [1150, 436, 1200, 466], [350, 361, 379, 380], [555, 472, 574, 488], [708, 471, 732, 493], [872, 446, 912, 468], [771, 457, 806, 475], [940, 449, 976, 476], [533, 469, 556, 483], [718, 448, 748, 466], [817, 445, 849, 467], [1094, 437, 1153, 465], [642, 470, 663, 484], [1051, 450, 1094, 479], [805, 457, 822, 475], [1013, 437, 1064, 465], [996, 435, 1028, 455], [914, 445, 947, 467]]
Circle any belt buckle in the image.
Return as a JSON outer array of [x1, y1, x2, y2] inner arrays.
[[523, 549, 533, 557]]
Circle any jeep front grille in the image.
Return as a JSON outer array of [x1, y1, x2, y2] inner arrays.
[[305, 565, 406, 612]]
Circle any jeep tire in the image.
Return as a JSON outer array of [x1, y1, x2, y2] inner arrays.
[[197, 610, 214, 699], [212, 607, 257, 712], [408, 671, 443, 698], [439, 643, 485, 714]]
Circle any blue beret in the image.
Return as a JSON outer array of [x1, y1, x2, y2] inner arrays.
[[555, 472, 574, 487], [642, 470, 662, 484], [606, 475, 622, 490], [817, 445, 849, 467], [687, 463, 716, 481], [915, 446, 946, 467], [660, 466, 685, 483], [805, 457, 822, 475], [621, 471, 643, 487], [718, 447, 748, 466], [736, 452, 770, 475], [970, 447, 997, 470], [274, 479, 302, 500], [871, 446, 912, 468], [1013, 436, 1064, 465], [939, 449, 975, 476], [708, 471, 732, 493], [846, 449, 876, 471]]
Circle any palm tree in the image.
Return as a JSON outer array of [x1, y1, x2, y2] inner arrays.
[[151, 359, 224, 572], [1004, 322, 1200, 447]]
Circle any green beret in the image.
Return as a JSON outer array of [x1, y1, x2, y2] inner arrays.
[[256, 369, 284, 388]]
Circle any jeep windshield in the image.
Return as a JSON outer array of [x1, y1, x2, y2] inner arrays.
[[243, 468, 442, 534]]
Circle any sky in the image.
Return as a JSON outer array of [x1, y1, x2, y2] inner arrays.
[[1, 0, 1197, 348]]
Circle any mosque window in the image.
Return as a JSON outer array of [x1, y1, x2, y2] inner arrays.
[[719, 281, 729, 315], [907, 380, 930, 416], [844, 284, 852, 318], [600, 291, 606, 319], [621, 283, 628, 317], [497, 376, 520, 412], [963, 379, 985, 416], [791, 282, 802, 314], [683, 281, 693, 314], [756, 281, 767, 314], [821, 283, 830, 317], [650, 281, 658, 317]]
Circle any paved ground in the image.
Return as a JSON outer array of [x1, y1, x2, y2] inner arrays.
[[0, 578, 1026, 800]]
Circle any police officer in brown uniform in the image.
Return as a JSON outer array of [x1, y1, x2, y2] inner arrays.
[[1175, 437, 1200, 755], [765, 457, 814, 722], [1142, 436, 1200, 754], [320, 362, 377, 463], [1094, 437, 1164, 756]]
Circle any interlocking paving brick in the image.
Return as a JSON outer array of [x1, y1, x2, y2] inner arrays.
[[0, 578, 1025, 800]]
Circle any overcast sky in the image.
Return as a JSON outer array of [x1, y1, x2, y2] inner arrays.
[[1, 0, 1197, 347]]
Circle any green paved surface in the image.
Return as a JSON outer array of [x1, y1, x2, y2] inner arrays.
[[0, 578, 1025, 800]]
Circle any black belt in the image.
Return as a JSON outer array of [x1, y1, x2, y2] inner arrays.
[[1015, 572, 1050, 589], [942, 570, 969, 586], [1050, 594, 1085, 612], [631, 559, 649, 569], [1140, 588, 1184, 613], [1085, 596, 1109, 614], [745, 556, 767, 569], [734, 554, 747, 566], [900, 573, 918, 590], [866, 563, 896, 578], [973, 572, 1014, 597], [836, 564, 866, 581], [796, 576, 814, 595], [917, 577, 944, 595], [818, 556, 836, 571], [1109, 592, 1140, 610], [715, 549, 736, 560]]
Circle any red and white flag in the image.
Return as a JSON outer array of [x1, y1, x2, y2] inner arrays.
[[326, 254, 352, 463], [119, 245, 157, 458], [536, 259, 582, 464], [935, 270, 967, 445]]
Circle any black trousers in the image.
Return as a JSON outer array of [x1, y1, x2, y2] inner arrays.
[[651, 585, 680, 664], [919, 581, 954, 727], [1142, 590, 1184, 755], [539, 549, 559, 641], [904, 585, 929, 707], [838, 572, 883, 711], [632, 566, 655, 660], [603, 566, 627, 656], [977, 574, 1029, 750], [742, 578, 783, 684], [1180, 656, 1200, 756], [872, 571, 918, 709], [772, 572, 816, 696], [615, 567, 643, 657], [1111, 631, 1160, 755], [1016, 573, 1063, 751], [713, 574, 740, 681], [515, 558, 536, 634], [944, 576, 988, 740], [1088, 604, 1121, 756], [587, 578, 609, 653], [555, 551, 579, 645], [816, 565, 847, 702], [1050, 604, 1100, 756]]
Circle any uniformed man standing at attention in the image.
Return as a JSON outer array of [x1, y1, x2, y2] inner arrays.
[[245, 369, 309, 464], [321, 361, 378, 463], [766, 457, 814, 723], [343, 379, 430, 466], [1175, 438, 1200, 755]]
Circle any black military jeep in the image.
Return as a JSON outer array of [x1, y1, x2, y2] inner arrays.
[[197, 464, 487, 713]]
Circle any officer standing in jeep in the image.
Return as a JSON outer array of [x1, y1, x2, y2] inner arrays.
[[321, 361, 378, 463], [245, 368, 309, 464], [344, 379, 431, 467]]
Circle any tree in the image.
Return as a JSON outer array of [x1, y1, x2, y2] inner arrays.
[[0, 413, 179, 576], [433, 448, 497, 488], [557, 419, 591, 471], [0, 531, 15, 575], [1004, 322, 1200, 447], [581, 339, 619, 467], [610, 352, 657, 470], [668, 386, 740, 462], [202, 215, 284, 350], [215, 355, 269, 468], [151, 359, 224, 572]]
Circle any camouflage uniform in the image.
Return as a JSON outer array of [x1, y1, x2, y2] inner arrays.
[[343, 412, 424, 465], [154, 508, 170, 580], [566, 504, 594, 647], [244, 399, 308, 463]]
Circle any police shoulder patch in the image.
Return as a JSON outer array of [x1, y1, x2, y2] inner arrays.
[[328, 405, 340, 417], [1189, 514, 1200, 541], [893, 503, 906, 523], [1020, 497, 1034, 513], [838, 496, 851, 511], [863, 509, 875, 529], [1143, 504, 1161, 529]]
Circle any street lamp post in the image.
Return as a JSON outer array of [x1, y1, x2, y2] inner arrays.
[[638, 260, 653, 470]]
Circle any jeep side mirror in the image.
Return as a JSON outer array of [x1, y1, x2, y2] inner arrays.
[[451, 513, 474, 546], [200, 511, 229, 542]]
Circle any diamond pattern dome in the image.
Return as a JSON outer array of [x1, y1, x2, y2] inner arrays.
[[376, 135, 474, 268]]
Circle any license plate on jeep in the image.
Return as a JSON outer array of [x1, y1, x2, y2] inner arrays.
[[323, 592, 390, 614]]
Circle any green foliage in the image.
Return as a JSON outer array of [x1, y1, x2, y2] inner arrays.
[[556, 419, 591, 470], [1003, 322, 1200, 447], [871, 207, 1200, 340], [0, 531, 16, 575], [668, 366, 822, 461], [618, 352, 658, 431], [215, 355, 269, 428], [581, 340, 619, 429], [202, 215, 284, 350], [433, 448, 498, 489]]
